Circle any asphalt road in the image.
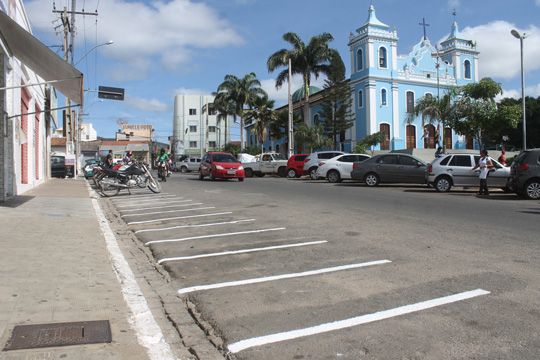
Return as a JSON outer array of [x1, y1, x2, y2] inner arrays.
[[108, 173, 540, 360]]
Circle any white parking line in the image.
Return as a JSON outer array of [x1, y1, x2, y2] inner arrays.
[[121, 204, 205, 217], [134, 219, 256, 234], [127, 212, 233, 225], [178, 260, 391, 294], [120, 201, 194, 212], [112, 194, 173, 202], [157, 240, 328, 264], [227, 289, 490, 354], [146, 227, 286, 246], [116, 199, 189, 208]]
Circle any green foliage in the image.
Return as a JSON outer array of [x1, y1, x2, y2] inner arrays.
[[244, 145, 261, 155], [222, 142, 241, 156], [294, 123, 332, 153], [498, 96, 540, 149], [355, 131, 388, 155], [268, 110, 302, 141], [318, 53, 354, 150]]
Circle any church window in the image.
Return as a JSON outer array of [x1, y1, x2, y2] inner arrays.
[[381, 89, 387, 106], [313, 114, 320, 126], [406, 91, 415, 113], [189, 108, 197, 115], [379, 47, 387, 68], [358, 90, 364, 108], [464, 59, 472, 79], [356, 48, 363, 71]]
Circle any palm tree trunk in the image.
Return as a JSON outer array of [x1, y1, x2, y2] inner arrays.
[[240, 109, 245, 151]]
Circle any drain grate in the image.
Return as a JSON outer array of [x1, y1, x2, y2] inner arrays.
[[3, 320, 112, 351]]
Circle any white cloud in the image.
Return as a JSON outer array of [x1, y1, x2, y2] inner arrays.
[[457, 21, 540, 80], [26, 0, 244, 79], [261, 75, 327, 107], [172, 87, 212, 96], [500, 82, 540, 100], [124, 95, 170, 112]]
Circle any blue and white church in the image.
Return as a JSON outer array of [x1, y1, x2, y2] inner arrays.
[[247, 5, 480, 153]]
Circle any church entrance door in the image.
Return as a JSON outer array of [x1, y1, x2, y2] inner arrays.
[[445, 127, 452, 149], [426, 124, 435, 148], [380, 123, 390, 150], [406, 125, 416, 149]]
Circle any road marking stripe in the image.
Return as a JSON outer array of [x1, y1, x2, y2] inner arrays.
[[91, 199, 176, 359], [146, 227, 286, 246], [157, 240, 327, 264], [121, 204, 205, 217], [112, 194, 173, 202], [116, 199, 188, 208], [135, 219, 256, 234], [178, 260, 391, 294], [127, 212, 233, 225], [227, 289, 491, 353], [120, 201, 194, 212]]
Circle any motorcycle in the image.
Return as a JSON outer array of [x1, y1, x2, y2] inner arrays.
[[157, 161, 168, 182], [100, 162, 161, 197]]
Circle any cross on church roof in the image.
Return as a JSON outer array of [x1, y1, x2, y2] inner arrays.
[[419, 18, 430, 40]]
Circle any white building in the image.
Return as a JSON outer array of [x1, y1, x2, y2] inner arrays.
[[173, 95, 228, 159], [80, 123, 97, 142]]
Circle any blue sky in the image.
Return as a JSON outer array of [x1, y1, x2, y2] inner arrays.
[[26, 0, 540, 143]]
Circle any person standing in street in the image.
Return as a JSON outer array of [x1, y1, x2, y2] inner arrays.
[[422, 127, 429, 148], [470, 149, 493, 195], [123, 150, 133, 164], [106, 150, 114, 168], [498, 150, 506, 166]]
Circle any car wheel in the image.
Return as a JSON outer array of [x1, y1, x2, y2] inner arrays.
[[435, 176, 452, 192], [198, 172, 204, 180], [278, 167, 286, 177], [327, 170, 341, 183], [364, 173, 379, 187], [524, 180, 540, 200], [238, 177, 244, 182], [309, 167, 319, 180], [209, 171, 215, 181], [245, 168, 253, 178], [287, 168, 297, 178], [181, 166, 187, 173]]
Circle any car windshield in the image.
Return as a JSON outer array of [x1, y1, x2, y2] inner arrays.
[[272, 153, 287, 161], [212, 154, 238, 163]]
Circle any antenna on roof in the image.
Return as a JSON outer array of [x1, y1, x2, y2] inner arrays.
[[452, 9, 457, 22]]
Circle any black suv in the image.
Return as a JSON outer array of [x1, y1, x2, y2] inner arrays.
[[508, 149, 540, 199]]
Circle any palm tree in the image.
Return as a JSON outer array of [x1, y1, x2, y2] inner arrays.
[[268, 110, 302, 145], [217, 73, 266, 151], [267, 32, 340, 123], [245, 94, 277, 153], [295, 123, 332, 153], [202, 92, 236, 147]]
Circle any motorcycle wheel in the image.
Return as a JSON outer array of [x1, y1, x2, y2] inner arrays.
[[136, 175, 147, 188], [100, 178, 121, 197], [147, 176, 162, 193]]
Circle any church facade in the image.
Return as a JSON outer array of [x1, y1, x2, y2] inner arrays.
[[247, 5, 480, 153]]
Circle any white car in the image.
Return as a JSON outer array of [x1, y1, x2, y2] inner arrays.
[[316, 154, 371, 183]]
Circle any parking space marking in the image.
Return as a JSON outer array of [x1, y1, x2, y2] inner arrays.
[[134, 219, 256, 234], [157, 240, 328, 264], [227, 288, 490, 354], [111, 194, 173, 202], [120, 201, 194, 212], [146, 227, 286, 246], [121, 204, 206, 217], [115, 199, 189, 208], [177, 260, 391, 294], [127, 212, 233, 225]]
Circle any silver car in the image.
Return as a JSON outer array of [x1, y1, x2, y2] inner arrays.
[[350, 153, 428, 186], [427, 153, 510, 192], [176, 158, 201, 173], [303, 151, 346, 180]]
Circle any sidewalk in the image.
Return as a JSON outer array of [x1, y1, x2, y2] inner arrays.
[[0, 178, 190, 359]]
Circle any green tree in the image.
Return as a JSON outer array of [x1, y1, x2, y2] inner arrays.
[[406, 88, 459, 152], [498, 96, 540, 149], [222, 142, 241, 156], [353, 131, 388, 155], [268, 109, 302, 142], [244, 145, 261, 156], [318, 54, 354, 150], [295, 123, 332, 153], [202, 92, 237, 146], [267, 32, 340, 123], [453, 78, 521, 150], [245, 94, 277, 153], [217, 73, 266, 151]]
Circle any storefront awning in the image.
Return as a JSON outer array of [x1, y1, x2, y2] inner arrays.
[[0, 10, 83, 104]]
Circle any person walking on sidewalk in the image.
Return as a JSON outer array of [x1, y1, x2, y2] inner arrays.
[[106, 150, 114, 168], [470, 149, 493, 195]]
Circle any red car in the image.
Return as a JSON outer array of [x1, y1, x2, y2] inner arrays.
[[286, 154, 309, 178], [198, 151, 245, 181]]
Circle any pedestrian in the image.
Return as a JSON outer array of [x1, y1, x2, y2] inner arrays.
[[106, 150, 114, 168], [435, 146, 443, 158], [123, 150, 133, 164], [470, 149, 493, 195], [422, 127, 429, 148], [498, 150, 506, 166]]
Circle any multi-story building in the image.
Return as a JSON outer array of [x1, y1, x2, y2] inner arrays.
[[173, 95, 227, 159]]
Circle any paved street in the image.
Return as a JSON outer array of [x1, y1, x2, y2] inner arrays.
[[102, 173, 540, 359]]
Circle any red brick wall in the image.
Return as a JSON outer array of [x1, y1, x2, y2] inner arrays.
[[34, 110, 40, 179], [21, 88, 30, 184]]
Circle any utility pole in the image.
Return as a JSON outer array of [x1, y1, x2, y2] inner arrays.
[[288, 58, 294, 158]]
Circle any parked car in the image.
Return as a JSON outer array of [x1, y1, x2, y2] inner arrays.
[[303, 151, 347, 180], [240, 152, 288, 177], [176, 158, 201, 173], [198, 151, 244, 181], [316, 154, 371, 183], [350, 153, 427, 186], [51, 155, 66, 178], [508, 148, 540, 199], [286, 154, 309, 178], [427, 153, 510, 192]]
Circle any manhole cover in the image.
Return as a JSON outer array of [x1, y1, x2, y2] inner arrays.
[[3, 320, 112, 351]]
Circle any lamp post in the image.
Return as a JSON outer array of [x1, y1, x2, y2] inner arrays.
[[511, 29, 528, 150], [74, 40, 114, 66]]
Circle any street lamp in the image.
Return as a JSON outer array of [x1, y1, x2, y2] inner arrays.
[[74, 40, 114, 66], [511, 29, 528, 150]]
